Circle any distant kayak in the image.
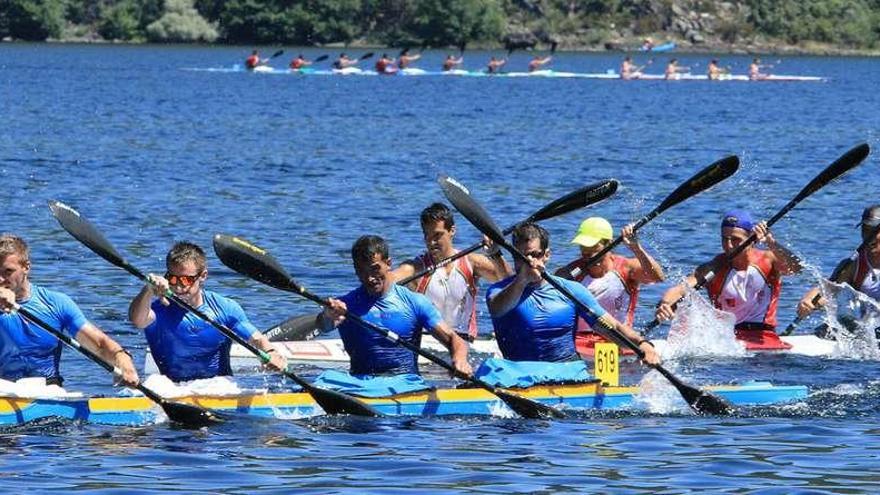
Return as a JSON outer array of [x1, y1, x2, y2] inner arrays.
[[640, 41, 676, 52], [185, 66, 826, 82]]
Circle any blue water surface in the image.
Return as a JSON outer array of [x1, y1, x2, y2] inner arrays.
[[1, 43, 880, 493]]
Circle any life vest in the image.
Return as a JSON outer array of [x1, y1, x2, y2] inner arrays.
[[290, 59, 305, 69], [567, 254, 639, 354], [245, 55, 259, 69], [706, 249, 780, 330], [415, 252, 478, 340]]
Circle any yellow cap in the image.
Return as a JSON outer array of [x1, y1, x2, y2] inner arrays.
[[570, 217, 613, 247]]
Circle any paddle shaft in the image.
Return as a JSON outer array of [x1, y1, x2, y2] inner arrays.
[[15, 305, 169, 406], [581, 209, 659, 269]]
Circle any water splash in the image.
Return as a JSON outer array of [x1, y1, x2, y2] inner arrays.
[[818, 279, 880, 360], [662, 290, 746, 359]]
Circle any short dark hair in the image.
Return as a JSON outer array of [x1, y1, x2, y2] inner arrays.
[[512, 222, 549, 251], [351, 235, 390, 263], [420, 203, 455, 231], [166, 241, 206, 272]]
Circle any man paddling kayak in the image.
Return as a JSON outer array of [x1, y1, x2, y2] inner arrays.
[[333, 53, 359, 70], [486, 56, 506, 74], [321, 235, 472, 376], [394, 203, 510, 343], [245, 50, 266, 70], [620, 56, 641, 80], [708, 59, 728, 80], [797, 206, 880, 322], [129, 241, 286, 382], [0, 235, 138, 387], [528, 55, 552, 72], [555, 218, 665, 354], [656, 210, 803, 349], [749, 58, 771, 81], [289, 54, 312, 70], [487, 223, 660, 364], [375, 53, 397, 74], [397, 48, 421, 69], [442, 54, 463, 71], [665, 58, 689, 80]]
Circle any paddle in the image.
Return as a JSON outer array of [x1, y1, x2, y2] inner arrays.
[[14, 304, 220, 427], [360, 52, 374, 61], [574, 156, 739, 273], [313, 54, 329, 63], [212, 234, 565, 419], [644, 142, 871, 333], [47, 201, 381, 418], [782, 218, 880, 336], [438, 174, 734, 415], [269, 49, 284, 60], [266, 179, 619, 342]]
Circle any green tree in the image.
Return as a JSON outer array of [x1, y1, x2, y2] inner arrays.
[[1, 0, 66, 41], [146, 0, 219, 42], [408, 0, 506, 48], [98, 0, 142, 40]]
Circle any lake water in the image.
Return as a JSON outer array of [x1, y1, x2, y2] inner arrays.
[[1, 43, 879, 493]]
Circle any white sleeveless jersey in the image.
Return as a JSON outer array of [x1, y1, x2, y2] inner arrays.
[[420, 255, 477, 337], [716, 265, 773, 324]]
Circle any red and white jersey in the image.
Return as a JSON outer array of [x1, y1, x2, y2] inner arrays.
[[416, 252, 478, 339], [566, 254, 638, 330], [706, 249, 781, 330], [851, 248, 880, 300]]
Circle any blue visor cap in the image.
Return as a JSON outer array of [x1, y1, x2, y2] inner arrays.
[[721, 210, 755, 232]]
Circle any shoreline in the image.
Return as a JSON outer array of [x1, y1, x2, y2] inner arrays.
[[6, 37, 879, 58]]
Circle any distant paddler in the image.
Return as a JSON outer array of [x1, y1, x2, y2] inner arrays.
[[442, 54, 464, 71], [321, 235, 472, 378], [641, 37, 655, 51], [289, 54, 312, 70], [665, 58, 689, 80], [129, 241, 287, 382], [486, 56, 507, 74], [749, 58, 772, 81], [655, 210, 803, 349], [333, 53, 360, 70], [796, 205, 880, 327], [244, 49, 267, 70], [394, 203, 511, 343], [375, 53, 397, 74], [528, 55, 552, 72], [620, 56, 646, 80], [555, 218, 665, 355], [707, 59, 729, 80], [397, 48, 421, 69], [0, 234, 138, 388], [487, 223, 660, 365]]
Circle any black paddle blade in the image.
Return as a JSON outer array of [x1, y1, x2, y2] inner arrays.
[[161, 400, 225, 428], [792, 143, 870, 204], [438, 175, 505, 245], [213, 234, 299, 293], [265, 313, 322, 341], [495, 389, 565, 419], [530, 179, 619, 223], [271, 49, 284, 58], [48, 200, 128, 269], [304, 383, 383, 417], [314, 54, 329, 63], [657, 155, 739, 213], [360, 52, 374, 60], [653, 365, 734, 415]]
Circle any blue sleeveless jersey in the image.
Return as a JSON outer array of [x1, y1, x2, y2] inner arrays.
[[337, 284, 442, 375], [487, 275, 606, 362], [145, 290, 257, 382], [0, 283, 88, 381]]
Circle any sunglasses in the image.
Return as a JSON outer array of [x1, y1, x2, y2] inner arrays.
[[165, 271, 203, 288], [524, 250, 546, 259]]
